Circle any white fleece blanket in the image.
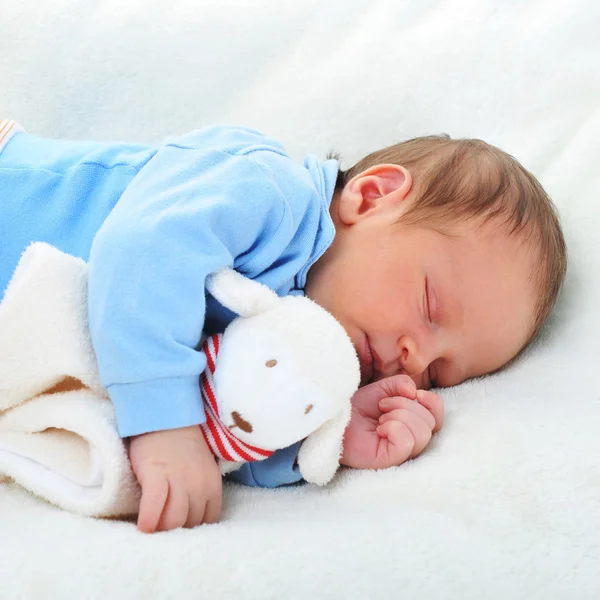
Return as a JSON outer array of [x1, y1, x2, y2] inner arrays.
[[1, 1, 599, 599], [0, 243, 141, 518]]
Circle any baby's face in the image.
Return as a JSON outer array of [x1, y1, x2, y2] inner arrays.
[[306, 214, 536, 389]]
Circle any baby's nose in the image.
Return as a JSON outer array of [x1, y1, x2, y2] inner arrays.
[[231, 411, 253, 433], [398, 336, 429, 375]]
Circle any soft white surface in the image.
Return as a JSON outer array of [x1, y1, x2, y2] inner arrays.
[[1, 1, 599, 598]]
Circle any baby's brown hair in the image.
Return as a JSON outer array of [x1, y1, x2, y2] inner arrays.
[[334, 135, 567, 347]]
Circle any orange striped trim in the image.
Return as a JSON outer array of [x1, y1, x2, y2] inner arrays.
[[0, 120, 24, 153]]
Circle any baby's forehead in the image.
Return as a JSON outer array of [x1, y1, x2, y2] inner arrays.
[[437, 217, 539, 297], [449, 212, 540, 249]]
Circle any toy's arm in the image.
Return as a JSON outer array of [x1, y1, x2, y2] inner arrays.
[[225, 442, 304, 488]]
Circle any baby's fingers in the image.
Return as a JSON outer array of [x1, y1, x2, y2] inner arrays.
[[380, 409, 432, 457], [157, 480, 190, 532], [376, 419, 414, 467], [416, 390, 444, 433], [137, 469, 169, 534], [200, 497, 222, 526], [379, 396, 436, 430]]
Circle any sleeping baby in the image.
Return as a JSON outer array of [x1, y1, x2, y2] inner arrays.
[[0, 120, 566, 532]]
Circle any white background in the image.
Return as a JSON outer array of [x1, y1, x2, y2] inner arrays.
[[1, 1, 599, 598]]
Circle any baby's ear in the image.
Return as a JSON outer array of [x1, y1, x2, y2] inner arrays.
[[205, 267, 279, 317]]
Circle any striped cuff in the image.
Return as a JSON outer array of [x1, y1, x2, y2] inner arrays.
[[0, 120, 25, 154]]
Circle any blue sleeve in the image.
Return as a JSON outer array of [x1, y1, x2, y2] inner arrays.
[[226, 442, 305, 488], [88, 127, 296, 437]]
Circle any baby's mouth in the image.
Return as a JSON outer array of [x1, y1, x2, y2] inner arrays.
[[359, 335, 375, 386]]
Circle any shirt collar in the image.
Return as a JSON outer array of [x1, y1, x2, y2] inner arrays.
[[294, 155, 338, 291]]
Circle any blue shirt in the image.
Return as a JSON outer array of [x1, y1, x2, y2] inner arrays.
[[0, 125, 339, 487]]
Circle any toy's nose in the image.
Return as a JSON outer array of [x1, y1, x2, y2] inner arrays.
[[231, 411, 253, 433]]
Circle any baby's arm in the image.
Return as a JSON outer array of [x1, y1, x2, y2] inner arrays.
[[86, 128, 299, 528], [341, 375, 444, 470]]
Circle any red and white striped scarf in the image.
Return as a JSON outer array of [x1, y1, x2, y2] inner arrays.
[[199, 334, 274, 463]]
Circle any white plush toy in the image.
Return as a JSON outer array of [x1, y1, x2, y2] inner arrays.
[[199, 267, 361, 485]]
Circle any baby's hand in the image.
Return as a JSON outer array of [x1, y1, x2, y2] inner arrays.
[[340, 375, 444, 470], [128, 425, 222, 533]]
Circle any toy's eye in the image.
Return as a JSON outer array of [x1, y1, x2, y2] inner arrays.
[[265, 359, 277, 368], [304, 404, 313, 414]]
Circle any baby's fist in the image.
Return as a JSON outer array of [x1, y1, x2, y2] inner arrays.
[[341, 375, 443, 470], [376, 390, 443, 463]]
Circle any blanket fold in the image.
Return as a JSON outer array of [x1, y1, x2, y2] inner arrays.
[[0, 243, 140, 517]]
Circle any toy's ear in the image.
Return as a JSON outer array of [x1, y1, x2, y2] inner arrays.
[[205, 267, 279, 317], [296, 401, 352, 486]]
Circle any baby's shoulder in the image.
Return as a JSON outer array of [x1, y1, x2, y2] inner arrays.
[[164, 124, 287, 159]]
